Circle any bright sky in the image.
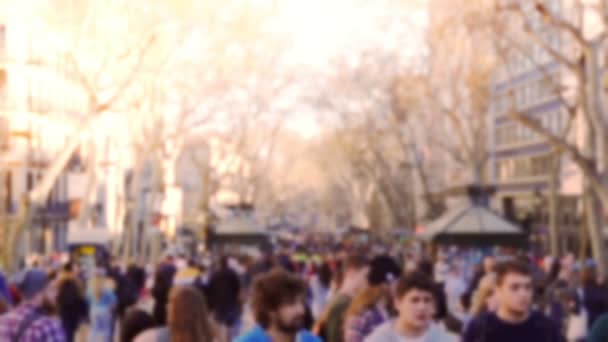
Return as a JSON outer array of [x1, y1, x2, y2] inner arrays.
[[276, 0, 428, 68], [273, 0, 428, 138]]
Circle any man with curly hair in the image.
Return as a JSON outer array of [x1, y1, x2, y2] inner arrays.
[[236, 269, 321, 342]]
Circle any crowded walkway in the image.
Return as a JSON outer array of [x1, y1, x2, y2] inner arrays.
[[0, 245, 607, 341]]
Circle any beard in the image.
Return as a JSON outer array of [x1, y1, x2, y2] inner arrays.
[[275, 314, 304, 335]]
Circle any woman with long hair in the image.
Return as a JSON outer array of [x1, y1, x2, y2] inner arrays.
[[120, 308, 155, 342], [343, 255, 401, 342], [343, 285, 391, 342], [87, 271, 117, 342], [135, 286, 219, 342], [169, 286, 218, 342], [470, 273, 497, 317], [57, 275, 87, 342]]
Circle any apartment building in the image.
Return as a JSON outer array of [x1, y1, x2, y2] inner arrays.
[[0, 13, 89, 255], [489, 0, 585, 251]]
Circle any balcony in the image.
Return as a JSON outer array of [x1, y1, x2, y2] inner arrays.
[[33, 201, 71, 222]]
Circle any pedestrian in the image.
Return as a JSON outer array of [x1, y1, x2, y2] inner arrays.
[[469, 273, 497, 317], [343, 255, 401, 342], [462, 260, 561, 342], [543, 255, 577, 335], [0, 269, 11, 306], [151, 260, 176, 325], [579, 266, 608, 328], [87, 270, 118, 342], [134, 285, 219, 342], [107, 260, 138, 321], [0, 268, 66, 341], [588, 312, 608, 342], [363, 271, 456, 342], [56, 273, 87, 342], [207, 256, 242, 339], [310, 261, 332, 319], [126, 262, 147, 296], [463, 256, 495, 305], [315, 253, 369, 342], [172, 259, 201, 287], [444, 264, 466, 317], [120, 307, 155, 342], [417, 259, 448, 321], [235, 269, 321, 342], [433, 252, 449, 285]]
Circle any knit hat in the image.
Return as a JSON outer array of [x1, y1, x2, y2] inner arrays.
[[368, 255, 401, 286], [16, 269, 48, 300]]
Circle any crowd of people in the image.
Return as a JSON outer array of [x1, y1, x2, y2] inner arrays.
[[0, 245, 608, 341]]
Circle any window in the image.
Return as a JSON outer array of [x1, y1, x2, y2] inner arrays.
[[498, 154, 552, 181], [0, 24, 5, 60]]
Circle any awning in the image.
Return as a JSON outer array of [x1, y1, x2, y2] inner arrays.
[[418, 204, 527, 247]]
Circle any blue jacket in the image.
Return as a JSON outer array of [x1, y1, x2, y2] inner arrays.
[[235, 325, 322, 342], [0, 272, 10, 305]]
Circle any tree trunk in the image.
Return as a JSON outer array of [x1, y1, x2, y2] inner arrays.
[[584, 184, 606, 280], [579, 212, 588, 261], [123, 157, 143, 263], [76, 139, 98, 229], [548, 150, 560, 257], [3, 195, 34, 272], [1, 121, 87, 272], [582, 49, 607, 279], [146, 158, 163, 263]]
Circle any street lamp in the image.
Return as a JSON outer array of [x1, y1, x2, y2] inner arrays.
[[532, 188, 545, 252]]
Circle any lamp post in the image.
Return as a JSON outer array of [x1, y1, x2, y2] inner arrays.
[[532, 189, 545, 253]]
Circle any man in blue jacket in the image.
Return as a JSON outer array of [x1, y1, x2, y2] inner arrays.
[[236, 269, 321, 342]]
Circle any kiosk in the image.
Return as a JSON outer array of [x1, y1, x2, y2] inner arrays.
[[67, 228, 112, 279]]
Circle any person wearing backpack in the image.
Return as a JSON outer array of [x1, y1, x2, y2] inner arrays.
[[0, 268, 66, 341], [462, 260, 561, 342]]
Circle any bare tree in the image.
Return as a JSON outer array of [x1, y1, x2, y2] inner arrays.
[[0, 0, 172, 270], [493, 0, 608, 272]]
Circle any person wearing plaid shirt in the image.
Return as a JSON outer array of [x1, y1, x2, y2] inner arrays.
[[0, 269, 66, 342], [344, 305, 387, 342]]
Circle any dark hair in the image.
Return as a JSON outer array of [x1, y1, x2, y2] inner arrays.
[[395, 271, 436, 299], [120, 308, 155, 342], [548, 258, 561, 283], [582, 267, 597, 287], [344, 254, 368, 272], [63, 262, 74, 273], [220, 256, 229, 269], [318, 263, 333, 288], [495, 260, 532, 286], [251, 269, 307, 328], [417, 260, 434, 278], [368, 255, 401, 285], [460, 293, 472, 311]]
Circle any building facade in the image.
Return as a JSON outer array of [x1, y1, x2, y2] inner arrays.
[[489, 0, 584, 252], [0, 11, 90, 256]]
